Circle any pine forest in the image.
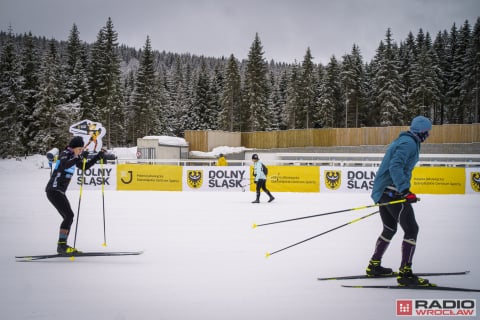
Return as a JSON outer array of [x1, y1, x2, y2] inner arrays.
[[0, 17, 479, 157]]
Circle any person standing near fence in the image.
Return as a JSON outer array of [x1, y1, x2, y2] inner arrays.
[[216, 153, 227, 166], [365, 115, 432, 286], [251, 154, 274, 203]]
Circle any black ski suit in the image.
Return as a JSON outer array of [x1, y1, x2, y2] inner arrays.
[[46, 148, 100, 231]]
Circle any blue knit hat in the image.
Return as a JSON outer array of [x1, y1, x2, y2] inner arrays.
[[410, 116, 432, 133]]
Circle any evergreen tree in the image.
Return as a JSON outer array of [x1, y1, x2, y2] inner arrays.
[[20, 32, 40, 152], [468, 18, 480, 123], [131, 36, 163, 138], [299, 48, 317, 129], [190, 60, 212, 130], [245, 33, 270, 131], [89, 17, 123, 147], [31, 40, 73, 153], [285, 63, 301, 128], [0, 26, 26, 157], [410, 32, 441, 119], [219, 54, 241, 131], [65, 24, 92, 117], [433, 30, 449, 124], [341, 44, 365, 128], [317, 56, 341, 128], [374, 28, 404, 126]]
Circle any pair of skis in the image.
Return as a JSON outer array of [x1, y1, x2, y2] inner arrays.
[[15, 251, 143, 261], [318, 270, 480, 292]]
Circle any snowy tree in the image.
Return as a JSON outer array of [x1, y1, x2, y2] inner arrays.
[[317, 56, 341, 128], [245, 33, 270, 131], [20, 32, 40, 152], [131, 36, 163, 138], [299, 48, 317, 129], [374, 28, 404, 126], [89, 18, 124, 147], [341, 44, 366, 128], [31, 41, 74, 153], [467, 18, 480, 123], [0, 27, 26, 157], [219, 54, 241, 131]]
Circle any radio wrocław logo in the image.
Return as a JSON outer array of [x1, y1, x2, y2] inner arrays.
[[396, 299, 476, 317], [187, 170, 203, 189], [324, 170, 341, 190]]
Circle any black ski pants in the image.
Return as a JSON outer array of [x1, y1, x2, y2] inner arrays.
[[378, 193, 419, 242], [46, 189, 75, 231]]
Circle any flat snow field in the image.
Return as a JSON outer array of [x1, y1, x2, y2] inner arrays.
[[1, 156, 479, 320]]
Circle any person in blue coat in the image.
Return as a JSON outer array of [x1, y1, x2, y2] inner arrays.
[[251, 154, 274, 203], [365, 116, 432, 286]]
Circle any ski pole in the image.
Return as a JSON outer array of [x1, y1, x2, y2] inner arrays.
[[242, 173, 280, 192], [73, 157, 87, 249], [101, 158, 107, 247], [253, 199, 406, 228], [265, 210, 379, 258]]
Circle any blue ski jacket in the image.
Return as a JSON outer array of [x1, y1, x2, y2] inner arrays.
[[253, 161, 267, 181], [371, 131, 421, 203]]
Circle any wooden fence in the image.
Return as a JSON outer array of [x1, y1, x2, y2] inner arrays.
[[185, 124, 480, 152]]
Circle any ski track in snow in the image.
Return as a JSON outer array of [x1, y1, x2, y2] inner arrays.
[[1, 155, 479, 320]]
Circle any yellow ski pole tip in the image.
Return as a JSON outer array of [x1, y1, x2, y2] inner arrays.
[[102, 243, 107, 247], [252, 223, 257, 229], [265, 252, 271, 258], [69, 256, 75, 261]]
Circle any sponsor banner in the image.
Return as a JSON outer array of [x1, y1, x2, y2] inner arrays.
[[411, 167, 465, 194], [320, 167, 376, 193], [70, 164, 116, 190], [250, 166, 319, 192], [466, 168, 480, 194], [396, 299, 476, 317], [183, 166, 249, 192], [116, 164, 182, 191]]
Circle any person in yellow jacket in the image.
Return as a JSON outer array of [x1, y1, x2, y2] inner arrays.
[[216, 154, 228, 166]]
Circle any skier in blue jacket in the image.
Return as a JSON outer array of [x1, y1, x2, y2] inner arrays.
[[251, 154, 274, 203], [366, 115, 432, 286]]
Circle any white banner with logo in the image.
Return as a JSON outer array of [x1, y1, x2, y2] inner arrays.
[[466, 167, 480, 194], [182, 166, 250, 192], [320, 166, 376, 193], [69, 164, 117, 190]]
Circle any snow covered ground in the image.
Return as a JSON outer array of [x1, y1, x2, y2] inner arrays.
[[1, 155, 479, 320]]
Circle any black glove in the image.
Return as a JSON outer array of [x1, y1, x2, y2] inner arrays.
[[400, 189, 418, 203], [81, 150, 89, 159], [97, 149, 106, 160]]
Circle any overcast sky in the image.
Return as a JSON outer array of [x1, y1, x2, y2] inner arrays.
[[1, 0, 479, 64]]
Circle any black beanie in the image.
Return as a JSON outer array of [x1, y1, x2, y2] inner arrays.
[[68, 136, 84, 148]]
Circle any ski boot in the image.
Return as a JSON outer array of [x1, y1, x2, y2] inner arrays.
[[57, 241, 81, 255], [366, 259, 393, 277], [397, 264, 430, 286]]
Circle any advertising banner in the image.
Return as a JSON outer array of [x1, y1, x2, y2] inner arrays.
[[70, 164, 116, 190], [411, 167, 465, 194], [320, 167, 376, 193], [183, 166, 249, 192], [117, 164, 182, 191], [251, 166, 319, 192]]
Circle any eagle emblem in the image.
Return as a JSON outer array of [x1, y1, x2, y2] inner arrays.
[[187, 170, 203, 189], [471, 172, 480, 192], [325, 170, 341, 190]]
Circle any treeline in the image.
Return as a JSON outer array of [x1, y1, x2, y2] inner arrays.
[[0, 17, 479, 156]]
